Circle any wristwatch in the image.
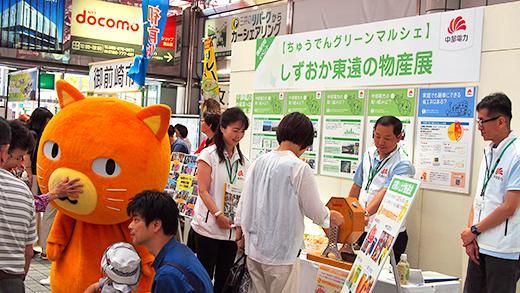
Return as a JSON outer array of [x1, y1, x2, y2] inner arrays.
[[213, 210, 222, 218], [471, 225, 481, 236], [365, 211, 370, 217]]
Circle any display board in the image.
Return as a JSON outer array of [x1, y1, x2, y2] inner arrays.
[[365, 89, 416, 158], [320, 90, 366, 178], [250, 92, 285, 161], [165, 153, 199, 218], [286, 91, 322, 173], [415, 87, 476, 194], [8, 68, 39, 101], [236, 93, 253, 114], [342, 176, 421, 293]]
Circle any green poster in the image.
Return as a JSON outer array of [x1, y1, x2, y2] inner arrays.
[[389, 177, 418, 197], [324, 90, 365, 116], [253, 92, 284, 115], [286, 91, 321, 115], [236, 93, 252, 114], [367, 89, 416, 117], [8, 69, 38, 101]]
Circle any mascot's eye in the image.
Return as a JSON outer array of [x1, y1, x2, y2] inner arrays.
[[92, 158, 121, 177], [42, 141, 61, 160]]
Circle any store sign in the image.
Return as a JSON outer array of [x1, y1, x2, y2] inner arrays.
[[71, 0, 175, 64], [254, 7, 483, 90], [89, 58, 139, 92], [205, 4, 286, 57], [8, 68, 38, 101]]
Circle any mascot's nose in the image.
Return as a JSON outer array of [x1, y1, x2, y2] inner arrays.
[[48, 168, 98, 215]]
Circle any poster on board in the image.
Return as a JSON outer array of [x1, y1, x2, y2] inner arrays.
[[415, 87, 476, 194], [286, 91, 321, 173], [250, 92, 285, 161], [365, 89, 416, 159], [342, 176, 421, 293], [320, 90, 366, 179]]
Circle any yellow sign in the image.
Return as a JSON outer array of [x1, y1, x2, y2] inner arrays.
[[201, 38, 220, 102], [177, 174, 193, 190]]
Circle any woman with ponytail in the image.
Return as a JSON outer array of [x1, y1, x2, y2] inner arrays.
[[191, 107, 250, 293]]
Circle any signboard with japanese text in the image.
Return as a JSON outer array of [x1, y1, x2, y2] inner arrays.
[[315, 265, 349, 293], [365, 89, 416, 159], [8, 68, 38, 101], [254, 7, 483, 90], [205, 4, 286, 57], [201, 38, 220, 102], [286, 91, 322, 173], [250, 92, 284, 161], [415, 87, 476, 194], [236, 93, 252, 114], [89, 58, 139, 92], [71, 0, 175, 64], [342, 176, 421, 293], [320, 90, 366, 179]]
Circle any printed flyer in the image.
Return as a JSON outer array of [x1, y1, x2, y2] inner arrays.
[[223, 183, 243, 224], [315, 265, 349, 293], [250, 92, 285, 161], [342, 176, 421, 293], [320, 90, 366, 179], [415, 87, 476, 194], [165, 152, 199, 218], [365, 89, 416, 159], [286, 91, 322, 173]]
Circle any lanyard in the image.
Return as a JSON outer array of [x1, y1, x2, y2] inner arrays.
[[224, 159, 238, 184], [481, 138, 517, 198], [365, 147, 399, 191]]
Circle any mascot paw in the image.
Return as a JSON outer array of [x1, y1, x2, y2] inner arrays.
[[46, 243, 66, 261], [142, 262, 155, 277]]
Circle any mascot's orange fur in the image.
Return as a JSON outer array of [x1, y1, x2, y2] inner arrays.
[[37, 80, 171, 292]]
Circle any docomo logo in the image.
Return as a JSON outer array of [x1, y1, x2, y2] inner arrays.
[[76, 10, 139, 32]]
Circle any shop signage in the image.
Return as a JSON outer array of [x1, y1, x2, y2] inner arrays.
[[254, 7, 483, 90], [205, 4, 286, 57], [89, 58, 139, 92], [8, 68, 38, 101], [415, 87, 476, 194]]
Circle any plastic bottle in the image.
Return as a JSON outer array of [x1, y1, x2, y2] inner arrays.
[[397, 253, 410, 285]]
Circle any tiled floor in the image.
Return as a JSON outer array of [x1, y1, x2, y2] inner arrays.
[[25, 253, 52, 293]]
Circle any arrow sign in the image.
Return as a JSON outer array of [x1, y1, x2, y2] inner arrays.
[[164, 51, 173, 62]]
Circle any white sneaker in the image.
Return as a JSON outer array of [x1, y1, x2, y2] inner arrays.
[[40, 277, 51, 286]]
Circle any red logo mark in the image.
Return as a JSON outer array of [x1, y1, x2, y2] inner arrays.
[[381, 169, 388, 175], [238, 170, 244, 177], [496, 168, 503, 176], [448, 16, 466, 34]]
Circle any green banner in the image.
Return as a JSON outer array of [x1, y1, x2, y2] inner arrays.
[[286, 91, 321, 115], [389, 178, 418, 197], [253, 92, 284, 115], [367, 89, 416, 117], [324, 90, 365, 116], [255, 37, 275, 70]]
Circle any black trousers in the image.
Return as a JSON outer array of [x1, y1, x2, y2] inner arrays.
[[194, 230, 237, 293], [357, 230, 408, 262], [464, 252, 520, 293]]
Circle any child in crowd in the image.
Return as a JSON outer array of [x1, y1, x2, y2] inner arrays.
[[84, 242, 142, 293]]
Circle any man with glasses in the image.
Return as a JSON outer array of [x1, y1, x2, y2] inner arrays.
[[0, 117, 37, 293], [461, 93, 520, 293]]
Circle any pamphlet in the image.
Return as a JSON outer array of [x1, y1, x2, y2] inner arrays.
[[165, 152, 199, 218]]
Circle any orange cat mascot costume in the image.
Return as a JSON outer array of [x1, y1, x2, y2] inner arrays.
[[37, 80, 171, 292]]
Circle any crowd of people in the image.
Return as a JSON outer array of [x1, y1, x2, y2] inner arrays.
[[1, 91, 520, 293]]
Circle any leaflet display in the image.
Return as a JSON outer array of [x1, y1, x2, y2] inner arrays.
[[320, 90, 366, 179], [365, 89, 416, 158], [286, 91, 322, 173], [250, 92, 285, 161], [415, 87, 476, 194], [165, 153, 199, 218]]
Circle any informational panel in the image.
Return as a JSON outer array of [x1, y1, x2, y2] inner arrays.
[[342, 176, 421, 293], [415, 87, 476, 194], [255, 7, 483, 90], [166, 153, 199, 218], [236, 93, 253, 114], [365, 89, 416, 158], [286, 91, 321, 173], [315, 265, 349, 293], [8, 68, 38, 101], [250, 92, 285, 161], [320, 90, 366, 179]]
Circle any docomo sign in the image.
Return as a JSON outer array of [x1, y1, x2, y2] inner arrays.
[[75, 10, 139, 32]]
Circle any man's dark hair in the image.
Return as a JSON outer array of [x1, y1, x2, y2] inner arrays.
[[174, 124, 188, 139], [8, 120, 36, 153], [476, 92, 512, 123], [0, 117, 11, 146], [127, 190, 179, 236], [203, 110, 221, 133], [27, 107, 53, 134], [374, 116, 402, 137], [168, 125, 175, 137], [277, 112, 314, 150]]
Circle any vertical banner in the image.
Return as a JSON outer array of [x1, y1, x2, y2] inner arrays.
[[128, 0, 169, 86], [286, 91, 322, 174], [342, 176, 422, 293], [250, 92, 285, 161], [415, 87, 476, 194], [320, 90, 366, 179], [365, 89, 416, 158], [201, 38, 220, 102]]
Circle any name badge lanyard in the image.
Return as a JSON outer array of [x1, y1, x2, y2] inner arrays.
[[480, 138, 516, 199], [224, 159, 238, 184], [365, 147, 400, 192]]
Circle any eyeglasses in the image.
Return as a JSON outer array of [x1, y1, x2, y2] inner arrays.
[[5, 153, 11, 163], [476, 116, 500, 126], [200, 118, 205, 123]]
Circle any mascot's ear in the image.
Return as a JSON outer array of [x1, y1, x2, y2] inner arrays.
[[137, 105, 171, 141], [56, 79, 86, 109]]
